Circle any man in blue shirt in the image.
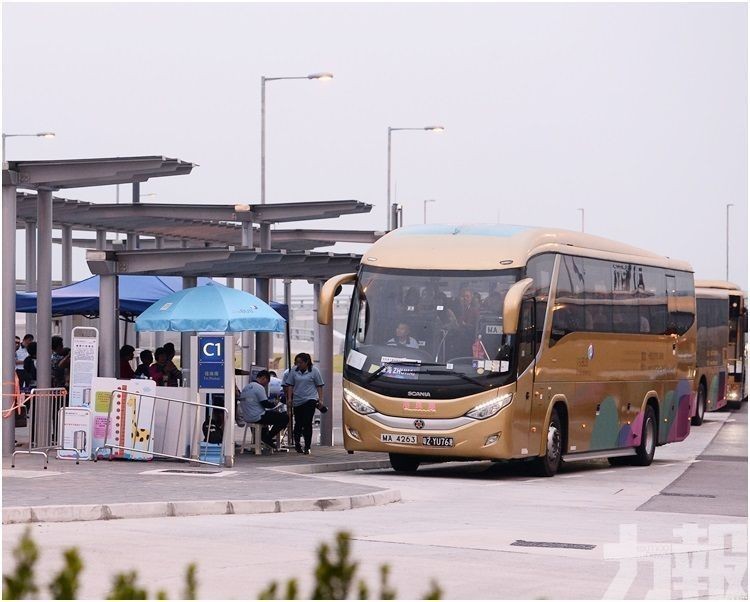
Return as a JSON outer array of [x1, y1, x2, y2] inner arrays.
[[239, 370, 288, 450]]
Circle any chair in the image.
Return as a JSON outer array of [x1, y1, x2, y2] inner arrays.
[[240, 423, 263, 455]]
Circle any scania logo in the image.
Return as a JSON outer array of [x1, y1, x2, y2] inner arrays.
[[407, 391, 431, 397], [413, 419, 425, 430]]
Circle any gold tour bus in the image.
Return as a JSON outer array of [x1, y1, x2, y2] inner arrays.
[[318, 225, 696, 476], [692, 280, 747, 421]]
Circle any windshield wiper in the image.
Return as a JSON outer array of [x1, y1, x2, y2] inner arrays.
[[418, 369, 490, 388]]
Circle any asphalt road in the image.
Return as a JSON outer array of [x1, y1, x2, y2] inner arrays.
[[3, 406, 746, 600]]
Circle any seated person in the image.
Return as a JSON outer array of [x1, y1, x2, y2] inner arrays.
[[134, 349, 153, 379], [387, 322, 420, 349], [239, 370, 288, 450], [149, 347, 183, 386], [119, 345, 136, 379]]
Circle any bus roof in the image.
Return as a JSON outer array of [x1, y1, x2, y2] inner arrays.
[[362, 224, 693, 272], [695, 280, 746, 298]]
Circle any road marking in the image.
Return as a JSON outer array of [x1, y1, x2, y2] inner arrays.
[[560, 474, 584, 479], [598, 470, 616, 475], [3, 469, 64, 478]]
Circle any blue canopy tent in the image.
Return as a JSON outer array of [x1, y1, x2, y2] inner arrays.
[[15, 275, 289, 320]]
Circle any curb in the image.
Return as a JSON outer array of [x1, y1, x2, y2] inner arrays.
[[2, 489, 401, 525], [268, 459, 393, 474]]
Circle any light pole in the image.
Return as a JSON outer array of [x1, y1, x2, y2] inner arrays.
[[423, 199, 436, 224], [726, 203, 734, 280], [2, 131, 55, 159], [261, 72, 333, 205], [577, 208, 585, 233], [387, 126, 444, 230]]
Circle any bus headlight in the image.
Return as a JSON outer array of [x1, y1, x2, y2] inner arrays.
[[344, 388, 376, 415], [465, 393, 513, 420]]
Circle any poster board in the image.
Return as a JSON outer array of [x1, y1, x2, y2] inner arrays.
[[91, 377, 156, 460], [57, 407, 93, 460], [68, 327, 99, 407]]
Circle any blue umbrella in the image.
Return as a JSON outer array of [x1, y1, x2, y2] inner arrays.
[[135, 282, 285, 333]]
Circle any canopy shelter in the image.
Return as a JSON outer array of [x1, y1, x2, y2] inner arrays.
[[14, 275, 289, 320], [15, 193, 380, 251]]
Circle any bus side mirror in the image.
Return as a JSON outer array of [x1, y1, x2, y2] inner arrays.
[[502, 278, 534, 335], [317, 273, 357, 325]]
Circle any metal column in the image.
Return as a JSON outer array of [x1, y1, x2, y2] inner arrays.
[[255, 223, 272, 368], [96, 229, 106, 250], [25, 220, 37, 336], [241, 223, 254, 377], [284, 279, 292, 371], [2, 184, 17, 456], [61, 225, 73, 343], [180, 276, 197, 385], [99, 274, 119, 377], [315, 280, 334, 446], [36, 190, 53, 389]]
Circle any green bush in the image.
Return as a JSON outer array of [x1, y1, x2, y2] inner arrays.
[[3, 528, 440, 600]]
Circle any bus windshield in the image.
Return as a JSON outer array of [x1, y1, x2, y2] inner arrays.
[[343, 266, 522, 397]]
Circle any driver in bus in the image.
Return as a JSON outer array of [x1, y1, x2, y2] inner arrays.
[[387, 322, 420, 349]]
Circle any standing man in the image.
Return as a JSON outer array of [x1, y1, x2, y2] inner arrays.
[[15, 334, 33, 384], [51, 336, 70, 389], [239, 370, 288, 450]]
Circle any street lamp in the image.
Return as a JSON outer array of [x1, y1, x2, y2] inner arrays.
[[261, 72, 333, 205], [726, 203, 734, 280], [387, 126, 445, 230], [423, 199, 436, 224], [577, 208, 585, 233], [2, 131, 55, 158]]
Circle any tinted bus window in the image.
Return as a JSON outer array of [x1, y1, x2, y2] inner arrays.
[[525, 253, 555, 346], [637, 266, 667, 335], [667, 272, 695, 335], [583, 258, 613, 332], [551, 255, 584, 343], [612, 263, 640, 333]]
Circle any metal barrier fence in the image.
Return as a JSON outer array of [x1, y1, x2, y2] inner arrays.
[[94, 389, 229, 467], [11, 388, 80, 468]]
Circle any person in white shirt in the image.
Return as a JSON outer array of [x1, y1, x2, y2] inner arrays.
[[387, 322, 420, 349], [239, 370, 288, 450]]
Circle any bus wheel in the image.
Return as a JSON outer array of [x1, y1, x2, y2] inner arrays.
[[389, 453, 420, 473], [633, 406, 656, 466], [691, 383, 706, 426], [532, 409, 563, 477]]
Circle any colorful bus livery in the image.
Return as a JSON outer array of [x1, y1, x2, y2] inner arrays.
[[319, 225, 696, 476], [693, 280, 747, 421]]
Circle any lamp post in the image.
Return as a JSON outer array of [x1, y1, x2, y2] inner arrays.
[[577, 208, 585, 233], [387, 126, 444, 230], [2, 132, 55, 159], [423, 199, 436, 224], [726, 203, 734, 280], [261, 72, 333, 205]]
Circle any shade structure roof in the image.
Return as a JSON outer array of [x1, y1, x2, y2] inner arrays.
[[135, 282, 286, 333], [15, 274, 289, 320], [87, 247, 362, 281], [3, 156, 195, 190], [15, 193, 381, 250]]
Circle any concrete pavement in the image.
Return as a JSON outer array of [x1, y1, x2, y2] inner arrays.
[[3, 445, 397, 524]]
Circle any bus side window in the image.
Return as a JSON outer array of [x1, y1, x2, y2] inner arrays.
[[550, 255, 584, 345]]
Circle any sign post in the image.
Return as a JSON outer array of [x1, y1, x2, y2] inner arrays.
[[190, 333, 236, 467]]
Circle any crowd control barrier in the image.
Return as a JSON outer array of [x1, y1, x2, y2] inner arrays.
[[11, 387, 80, 468], [94, 389, 229, 467]]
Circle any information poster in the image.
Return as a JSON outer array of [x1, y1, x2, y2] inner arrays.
[[91, 377, 156, 461], [57, 407, 93, 461], [69, 328, 99, 407]]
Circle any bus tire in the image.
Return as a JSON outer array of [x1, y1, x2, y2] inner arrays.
[[633, 406, 656, 466], [389, 453, 420, 473], [531, 408, 563, 477], [691, 383, 706, 426]]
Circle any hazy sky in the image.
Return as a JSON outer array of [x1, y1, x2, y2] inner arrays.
[[3, 2, 748, 290]]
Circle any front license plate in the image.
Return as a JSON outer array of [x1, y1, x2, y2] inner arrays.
[[380, 433, 417, 444], [422, 436, 454, 447]]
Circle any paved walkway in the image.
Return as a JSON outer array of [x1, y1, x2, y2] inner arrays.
[[3, 446, 397, 524]]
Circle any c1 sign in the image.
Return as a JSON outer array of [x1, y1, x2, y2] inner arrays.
[[198, 335, 225, 389]]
